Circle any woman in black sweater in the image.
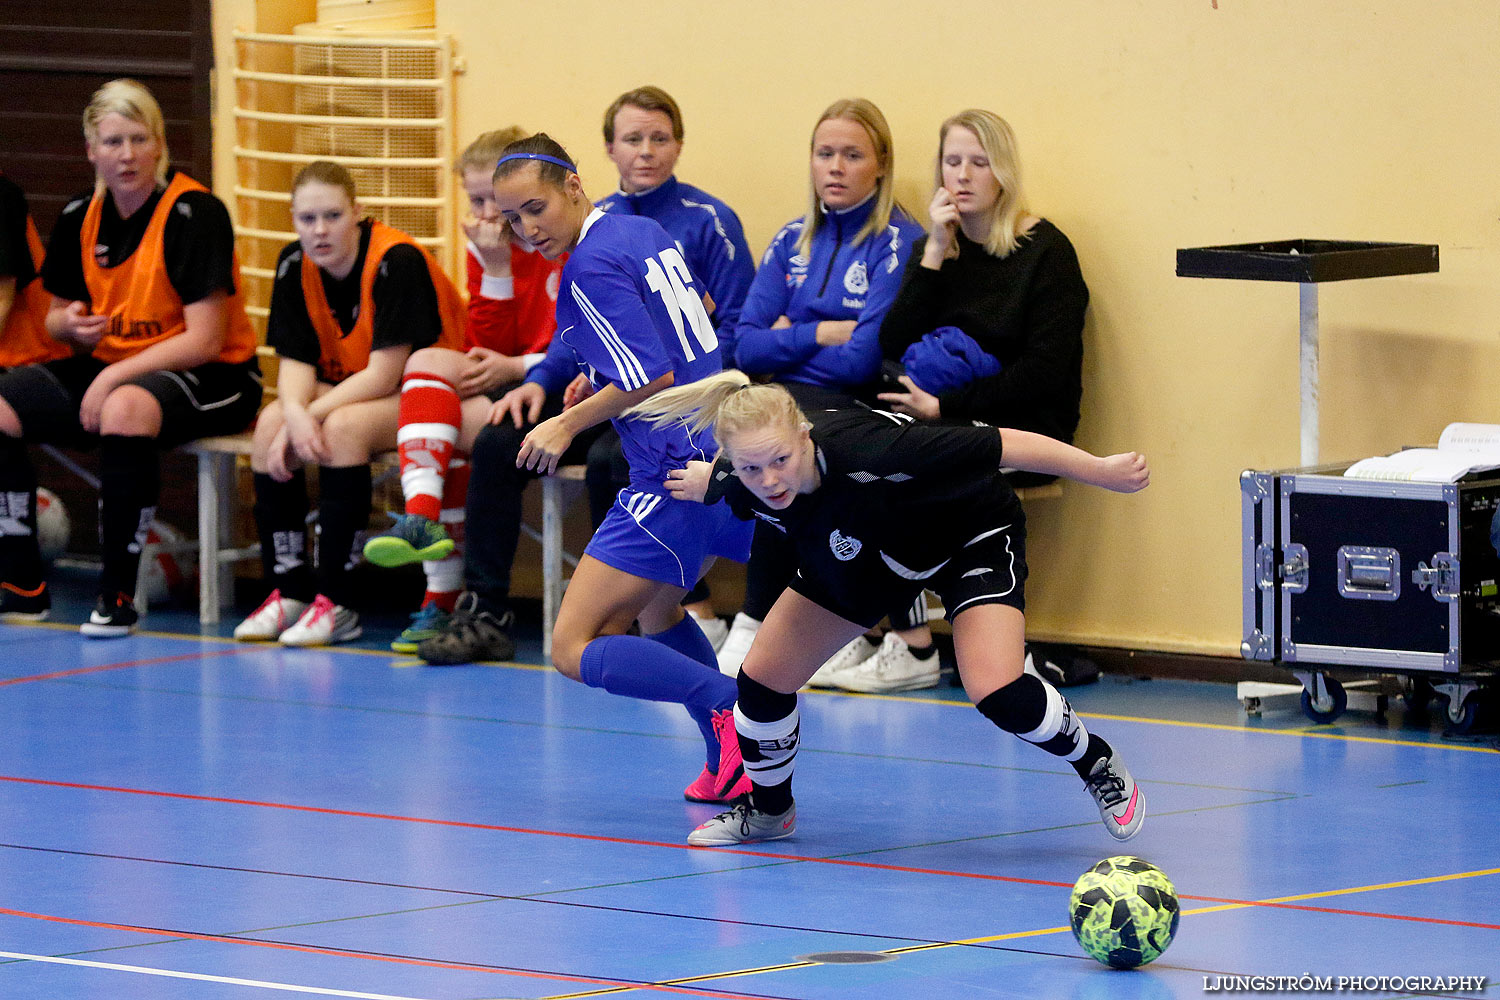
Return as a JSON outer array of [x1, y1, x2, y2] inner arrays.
[[878, 108, 1088, 447], [873, 108, 1094, 689]]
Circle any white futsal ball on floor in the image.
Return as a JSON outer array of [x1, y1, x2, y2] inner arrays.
[[139, 520, 198, 604], [36, 487, 70, 563]]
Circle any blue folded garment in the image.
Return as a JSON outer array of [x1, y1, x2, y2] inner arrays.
[[900, 326, 1002, 395]]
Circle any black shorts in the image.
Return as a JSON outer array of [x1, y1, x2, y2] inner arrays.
[[789, 514, 1028, 628], [0, 354, 263, 449]]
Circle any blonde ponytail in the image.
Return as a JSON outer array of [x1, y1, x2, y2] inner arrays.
[[626, 371, 809, 452], [628, 370, 752, 436]]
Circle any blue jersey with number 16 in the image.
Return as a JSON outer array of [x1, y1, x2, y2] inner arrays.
[[526, 208, 724, 490]]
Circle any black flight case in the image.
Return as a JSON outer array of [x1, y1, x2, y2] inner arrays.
[[1241, 463, 1500, 729]]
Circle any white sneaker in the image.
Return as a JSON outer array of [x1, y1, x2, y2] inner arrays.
[[690, 610, 730, 652], [687, 801, 796, 846], [805, 633, 879, 688], [234, 589, 309, 641], [716, 612, 761, 677], [278, 594, 363, 647], [832, 632, 941, 693]]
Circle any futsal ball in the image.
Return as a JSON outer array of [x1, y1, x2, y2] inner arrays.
[[1069, 856, 1179, 969], [139, 520, 197, 603], [36, 487, 70, 563]]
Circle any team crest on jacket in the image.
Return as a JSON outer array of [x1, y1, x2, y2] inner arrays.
[[843, 260, 869, 295], [829, 529, 861, 561]]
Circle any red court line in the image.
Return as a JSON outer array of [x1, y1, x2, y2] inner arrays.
[[0, 773, 1068, 888], [0, 649, 242, 687], [6, 773, 1498, 932], [0, 906, 793, 1000]]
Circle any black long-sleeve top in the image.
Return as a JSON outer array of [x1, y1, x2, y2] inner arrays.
[[878, 219, 1088, 444]]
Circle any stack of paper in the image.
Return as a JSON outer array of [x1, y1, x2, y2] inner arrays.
[[1343, 423, 1500, 483]]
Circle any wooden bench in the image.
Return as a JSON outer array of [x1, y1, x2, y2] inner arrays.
[[177, 443, 1062, 644], [173, 434, 401, 625], [179, 434, 588, 646]]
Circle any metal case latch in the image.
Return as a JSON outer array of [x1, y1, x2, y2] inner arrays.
[[1255, 545, 1277, 590], [1281, 543, 1310, 594], [1337, 546, 1400, 601], [1412, 553, 1459, 602]]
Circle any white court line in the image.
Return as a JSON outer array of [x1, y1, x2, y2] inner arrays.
[[0, 951, 437, 999]]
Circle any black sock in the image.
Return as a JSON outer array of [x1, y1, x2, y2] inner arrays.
[[1076, 734, 1111, 777], [253, 470, 313, 602], [315, 464, 371, 608], [907, 641, 936, 660], [98, 435, 159, 597], [0, 437, 44, 587]]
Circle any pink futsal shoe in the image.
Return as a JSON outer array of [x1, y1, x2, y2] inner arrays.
[[683, 709, 752, 803]]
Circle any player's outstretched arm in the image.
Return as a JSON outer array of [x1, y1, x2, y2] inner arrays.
[[998, 427, 1149, 493]]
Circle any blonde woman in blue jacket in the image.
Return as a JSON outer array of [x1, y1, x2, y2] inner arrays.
[[720, 98, 930, 686]]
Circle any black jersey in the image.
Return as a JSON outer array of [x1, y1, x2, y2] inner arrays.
[[266, 219, 442, 371], [41, 170, 236, 307], [722, 407, 1024, 592]]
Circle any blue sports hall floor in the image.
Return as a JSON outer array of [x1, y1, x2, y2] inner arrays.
[[1, 568, 1497, 999]]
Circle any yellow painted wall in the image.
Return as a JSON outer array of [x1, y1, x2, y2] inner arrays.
[[214, 0, 1500, 656]]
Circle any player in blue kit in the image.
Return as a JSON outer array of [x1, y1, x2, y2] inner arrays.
[[487, 135, 755, 804]]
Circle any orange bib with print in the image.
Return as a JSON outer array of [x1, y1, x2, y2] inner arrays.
[[79, 172, 257, 365], [0, 207, 69, 367], [300, 219, 464, 384]]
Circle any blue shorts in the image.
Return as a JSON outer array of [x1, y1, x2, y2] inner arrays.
[[585, 489, 754, 589]]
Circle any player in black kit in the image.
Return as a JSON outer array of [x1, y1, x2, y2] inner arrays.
[[632, 370, 1150, 846]]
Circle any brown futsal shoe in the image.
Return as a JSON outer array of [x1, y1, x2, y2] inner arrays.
[[417, 592, 515, 665]]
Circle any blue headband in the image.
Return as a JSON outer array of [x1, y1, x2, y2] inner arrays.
[[496, 152, 577, 173]]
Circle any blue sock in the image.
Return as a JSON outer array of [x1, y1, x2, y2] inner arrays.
[[648, 612, 717, 668], [579, 632, 737, 767]]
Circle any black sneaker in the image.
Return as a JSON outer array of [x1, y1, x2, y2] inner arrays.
[[80, 592, 139, 638], [0, 581, 51, 622], [417, 591, 516, 665], [1025, 642, 1100, 687]]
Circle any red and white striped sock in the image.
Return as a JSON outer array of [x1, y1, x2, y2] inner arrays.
[[422, 454, 469, 612], [396, 372, 461, 522]]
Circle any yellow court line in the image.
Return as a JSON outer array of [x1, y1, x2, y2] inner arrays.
[[1183, 865, 1500, 917], [7, 620, 1490, 751], [539, 865, 1500, 998], [932, 864, 1500, 945], [821, 686, 1496, 754], [1078, 709, 1499, 753]]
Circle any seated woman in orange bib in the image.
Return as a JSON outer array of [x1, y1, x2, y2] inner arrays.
[[0, 169, 70, 371], [0, 79, 261, 635], [233, 160, 463, 647]]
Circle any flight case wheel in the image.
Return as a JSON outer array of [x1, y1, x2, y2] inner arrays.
[[1300, 675, 1347, 724]]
